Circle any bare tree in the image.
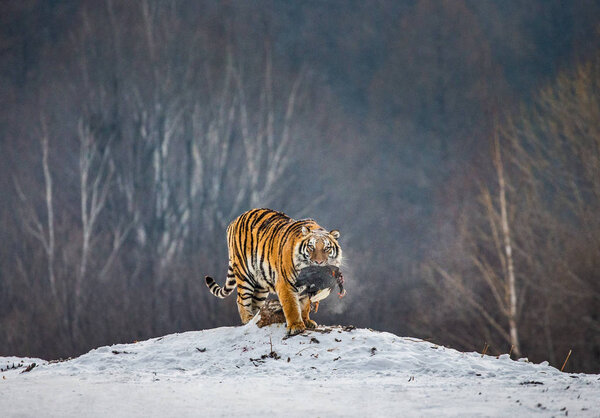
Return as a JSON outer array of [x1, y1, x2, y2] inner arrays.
[[424, 52, 600, 370], [13, 113, 57, 298], [503, 55, 600, 370], [75, 120, 116, 315], [235, 51, 306, 210], [422, 122, 524, 357], [491, 125, 520, 357]]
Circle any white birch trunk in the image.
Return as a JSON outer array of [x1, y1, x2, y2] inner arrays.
[[494, 131, 521, 358], [40, 116, 56, 297]]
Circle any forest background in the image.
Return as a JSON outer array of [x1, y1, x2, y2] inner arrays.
[[1, 0, 599, 373]]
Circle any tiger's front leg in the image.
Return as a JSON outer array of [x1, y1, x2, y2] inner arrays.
[[275, 279, 305, 335], [300, 297, 317, 329]]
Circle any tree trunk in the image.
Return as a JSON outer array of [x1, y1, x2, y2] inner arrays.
[[40, 117, 56, 297], [494, 130, 521, 358]]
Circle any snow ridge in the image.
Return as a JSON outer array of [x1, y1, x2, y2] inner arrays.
[[1, 322, 599, 417]]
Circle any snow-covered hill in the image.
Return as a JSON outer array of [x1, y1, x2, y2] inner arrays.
[[2, 319, 599, 417]]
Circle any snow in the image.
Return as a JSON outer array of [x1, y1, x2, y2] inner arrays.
[[2, 319, 599, 417]]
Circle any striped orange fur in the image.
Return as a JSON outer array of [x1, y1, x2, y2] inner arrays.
[[205, 208, 342, 335]]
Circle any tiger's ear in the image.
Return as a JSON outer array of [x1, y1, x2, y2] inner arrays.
[[330, 229, 340, 239], [301, 226, 310, 236]]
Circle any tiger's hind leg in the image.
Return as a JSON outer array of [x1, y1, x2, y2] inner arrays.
[[251, 287, 269, 317], [237, 294, 255, 324], [236, 275, 256, 324]]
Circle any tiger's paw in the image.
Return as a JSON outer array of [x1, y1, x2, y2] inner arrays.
[[287, 321, 306, 336], [304, 319, 317, 329]]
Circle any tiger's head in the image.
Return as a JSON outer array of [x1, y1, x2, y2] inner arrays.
[[295, 226, 342, 269]]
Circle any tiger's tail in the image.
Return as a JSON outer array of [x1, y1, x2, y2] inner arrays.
[[205, 264, 237, 298]]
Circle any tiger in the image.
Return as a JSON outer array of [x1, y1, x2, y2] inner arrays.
[[205, 208, 342, 335]]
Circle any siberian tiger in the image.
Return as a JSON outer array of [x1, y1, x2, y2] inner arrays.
[[205, 208, 342, 335]]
